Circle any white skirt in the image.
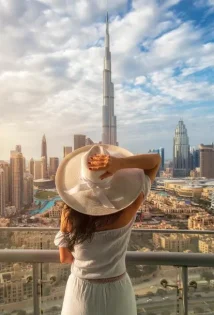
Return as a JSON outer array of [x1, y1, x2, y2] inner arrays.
[[61, 272, 137, 315]]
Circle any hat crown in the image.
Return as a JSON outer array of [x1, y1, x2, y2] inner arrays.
[[81, 145, 110, 186]]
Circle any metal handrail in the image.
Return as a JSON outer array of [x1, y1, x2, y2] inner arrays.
[[0, 250, 214, 267], [1, 227, 214, 234]]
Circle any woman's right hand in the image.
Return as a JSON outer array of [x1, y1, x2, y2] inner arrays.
[[88, 154, 123, 180]]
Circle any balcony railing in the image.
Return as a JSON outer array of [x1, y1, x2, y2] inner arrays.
[[0, 250, 214, 315], [0, 228, 214, 315]]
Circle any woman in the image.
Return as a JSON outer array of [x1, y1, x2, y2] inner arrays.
[[54, 144, 160, 315]]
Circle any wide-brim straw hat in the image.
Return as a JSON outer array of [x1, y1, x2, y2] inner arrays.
[[56, 144, 147, 216]]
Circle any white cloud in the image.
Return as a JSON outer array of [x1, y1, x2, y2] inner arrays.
[[134, 76, 147, 85], [0, 0, 213, 160]]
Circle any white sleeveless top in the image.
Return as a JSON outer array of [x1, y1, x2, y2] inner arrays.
[[54, 173, 151, 279]]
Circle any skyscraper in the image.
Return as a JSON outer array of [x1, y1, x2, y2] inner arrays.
[[23, 172, 33, 207], [29, 158, 34, 177], [63, 146, 72, 158], [15, 145, 22, 153], [41, 156, 47, 179], [159, 147, 165, 170], [10, 151, 24, 212], [34, 161, 42, 180], [74, 135, 86, 150], [41, 134, 48, 178], [148, 148, 165, 171], [102, 13, 117, 145], [0, 167, 5, 217], [49, 157, 59, 177], [190, 146, 200, 170], [173, 120, 190, 177], [199, 143, 214, 178], [0, 161, 10, 204]]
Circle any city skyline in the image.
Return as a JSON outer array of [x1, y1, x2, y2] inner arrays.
[[0, 1, 214, 159]]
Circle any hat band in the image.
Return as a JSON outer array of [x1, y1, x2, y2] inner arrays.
[[64, 176, 115, 209]]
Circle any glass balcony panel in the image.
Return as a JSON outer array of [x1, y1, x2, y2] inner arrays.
[[128, 262, 179, 315], [188, 266, 214, 315], [40, 262, 68, 315], [0, 262, 33, 315]]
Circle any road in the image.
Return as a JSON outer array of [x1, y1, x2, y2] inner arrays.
[[133, 266, 178, 294], [137, 294, 214, 313]]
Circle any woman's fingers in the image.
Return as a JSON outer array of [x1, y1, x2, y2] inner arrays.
[[90, 154, 109, 161]]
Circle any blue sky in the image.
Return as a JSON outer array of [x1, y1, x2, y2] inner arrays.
[[0, 0, 213, 160]]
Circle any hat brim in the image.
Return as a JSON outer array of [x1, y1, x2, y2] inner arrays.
[[56, 145, 144, 216]]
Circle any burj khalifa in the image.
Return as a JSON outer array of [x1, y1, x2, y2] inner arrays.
[[102, 13, 117, 145]]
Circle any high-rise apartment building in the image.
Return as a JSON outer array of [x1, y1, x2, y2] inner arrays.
[[0, 161, 10, 204], [148, 148, 165, 174], [29, 158, 34, 177], [199, 143, 214, 178], [102, 13, 117, 145], [41, 156, 47, 179], [63, 146, 72, 157], [190, 147, 200, 171], [15, 145, 22, 153], [23, 172, 33, 207], [0, 167, 5, 217], [41, 134, 48, 178], [159, 147, 165, 170], [74, 135, 86, 150], [49, 157, 59, 177], [10, 151, 24, 212], [34, 161, 42, 180], [173, 120, 190, 177]]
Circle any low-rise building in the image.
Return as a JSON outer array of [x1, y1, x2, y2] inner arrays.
[[153, 233, 191, 252], [188, 213, 214, 230]]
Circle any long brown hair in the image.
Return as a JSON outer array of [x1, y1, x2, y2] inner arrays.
[[62, 203, 123, 252]]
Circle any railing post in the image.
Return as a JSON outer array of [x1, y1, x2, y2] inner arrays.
[[33, 263, 40, 315], [181, 266, 188, 315]]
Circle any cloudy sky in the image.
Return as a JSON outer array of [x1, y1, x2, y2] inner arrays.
[[0, 0, 214, 161]]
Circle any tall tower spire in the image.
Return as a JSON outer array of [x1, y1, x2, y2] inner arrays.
[[102, 12, 117, 145], [41, 134, 48, 178]]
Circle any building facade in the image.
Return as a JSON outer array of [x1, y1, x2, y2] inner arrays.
[[0, 167, 5, 217], [199, 143, 214, 178], [49, 157, 59, 177], [102, 13, 117, 145], [41, 156, 47, 179], [0, 161, 9, 204], [74, 135, 86, 150], [63, 146, 72, 157], [190, 147, 200, 171], [29, 158, 34, 177], [34, 161, 42, 180], [41, 134, 48, 178], [15, 145, 22, 153], [23, 173, 33, 207], [10, 152, 24, 212], [173, 120, 190, 177]]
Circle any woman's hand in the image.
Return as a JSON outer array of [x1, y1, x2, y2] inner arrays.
[[60, 209, 72, 233], [88, 154, 123, 180]]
